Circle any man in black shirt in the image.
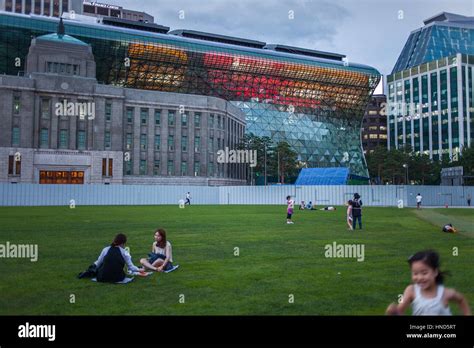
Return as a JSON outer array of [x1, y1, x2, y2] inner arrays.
[[351, 193, 363, 230]]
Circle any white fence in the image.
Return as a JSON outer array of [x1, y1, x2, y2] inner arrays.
[[0, 183, 473, 207]]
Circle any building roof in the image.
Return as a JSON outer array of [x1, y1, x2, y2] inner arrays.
[[264, 44, 346, 62], [36, 33, 89, 46], [169, 29, 266, 49], [423, 12, 474, 26]]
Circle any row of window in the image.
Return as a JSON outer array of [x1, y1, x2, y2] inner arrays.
[[23, 128, 87, 149], [125, 159, 220, 177], [125, 107, 227, 129], [363, 134, 388, 140], [5, 0, 68, 17], [46, 62, 80, 76]]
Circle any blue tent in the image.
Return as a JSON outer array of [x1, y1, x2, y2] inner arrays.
[[295, 167, 349, 185]]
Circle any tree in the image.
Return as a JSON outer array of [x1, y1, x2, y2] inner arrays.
[[268, 141, 298, 184]]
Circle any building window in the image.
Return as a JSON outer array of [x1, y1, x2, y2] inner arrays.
[[34, 0, 41, 14], [8, 155, 21, 176], [102, 158, 107, 176], [105, 102, 112, 121], [194, 161, 200, 176], [53, 0, 59, 16], [369, 134, 378, 139], [167, 160, 174, 175], [194, 113, 201, 127], [40, 128, 49, 148], [126, 107, 134, 123], [154, 109, 161, 125], [194, 136, 201, 152], [13, 95, 20, 115], [168, 111, 175, 126], [150, 134, 159, 151], [181, 136, 187, 152], [125, 133, 132, 150], [140, 134, 147, 150], [43, 0, 50, 16], [41, 98, 50, 118], [109, 159, 113, 177], [139, 160, 147, 175], [15, 0, 22, 13], [181, 113, 188, 127], [12, 127, 20, 146], [181, 161, 187, 176], [83, 4, 95, 13], [77, 130, 86, 150], [104, 131, 111, 149], [208, 162, 214, 176], [153, 160, 160, 175], [379, 134, 388, 139], [209, 137, 214, 153], [168, 135, 174, 151], [209, 114, 214, 128], [6, 0, 13, 12], [369, 126, 378, 131], [59, 129, 68, 149], [140, 108, 148, 125], [125, 161, 132, 175], [25, 0, 32, 14], [62, 0, 69, 13], [217, 115, 221, 129]]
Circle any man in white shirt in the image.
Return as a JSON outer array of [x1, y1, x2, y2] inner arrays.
[[416, 193, 422, 209], [185, 192, 191, 205]]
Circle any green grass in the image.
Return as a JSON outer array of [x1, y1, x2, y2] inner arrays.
[[0, 205, 472, 315]]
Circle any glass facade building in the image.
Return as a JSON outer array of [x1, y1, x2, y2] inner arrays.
[[0, 12, 380, 177], [388, 12, 474, 160]]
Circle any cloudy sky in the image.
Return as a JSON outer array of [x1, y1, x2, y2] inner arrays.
[[109, 0, 472, 93]]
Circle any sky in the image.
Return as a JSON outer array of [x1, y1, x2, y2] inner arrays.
[[106, 0, 473, 94]]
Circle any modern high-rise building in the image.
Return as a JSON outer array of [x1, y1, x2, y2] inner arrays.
[[0, 10, 380, 180], [361, 94, 387, 154], [387, 12, 474, 161], [0, 0, 83, 17]]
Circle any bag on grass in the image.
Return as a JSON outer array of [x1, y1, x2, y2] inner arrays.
[[77, 263, 98, 279]]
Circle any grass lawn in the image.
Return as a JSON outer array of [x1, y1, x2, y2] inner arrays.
[[0, 205, 472, 315]]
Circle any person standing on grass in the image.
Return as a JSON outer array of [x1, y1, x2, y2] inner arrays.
[[94, 233, 144, 283], [467, 194, 471, 207], [416, 193, 423, 209], [286, 195, 294, 224], [346, 200, 353, 230], [185, 192, 191, 205], [386, 250, 471, 315], [351, 193, 362, 230], [140, 229, 179, 273]]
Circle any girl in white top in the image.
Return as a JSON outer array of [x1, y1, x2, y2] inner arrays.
[[140, 229, 177, 272], [346, 200, 353, 230], [386, 250, 471, 315]]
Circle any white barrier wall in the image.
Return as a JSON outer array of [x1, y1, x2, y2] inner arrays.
[[1, 183, 473, 207]]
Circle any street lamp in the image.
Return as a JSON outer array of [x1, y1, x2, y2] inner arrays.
[[403, 163, 409, 185]]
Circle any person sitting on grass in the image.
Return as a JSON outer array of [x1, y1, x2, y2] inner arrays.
[[306, 201, 315, 210], [385, 250, 470, 315], [140, 228, 179, 273], [299, 201, 305, 210], [442, 223, 457, 234], [94, 233, 144, 283]]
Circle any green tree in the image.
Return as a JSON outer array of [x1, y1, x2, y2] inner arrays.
[[269, 141, 298, 184]]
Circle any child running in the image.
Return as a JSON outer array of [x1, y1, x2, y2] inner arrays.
[[346, 200, 353, 230], [286, 195, 294, 224], [386, 250, 471, 315]]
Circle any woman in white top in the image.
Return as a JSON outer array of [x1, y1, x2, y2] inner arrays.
[[346, 200, 353, 230], [386, 250, 470, 315], [140, 229, 178, 273]]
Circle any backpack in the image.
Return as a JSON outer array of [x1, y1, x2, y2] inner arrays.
[[77, 263, 98, 279]]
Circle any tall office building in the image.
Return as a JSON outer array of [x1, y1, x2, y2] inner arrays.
[[362, 94, 387, 154], [0, 0, 82, 17], [387, 12, 474, 161]]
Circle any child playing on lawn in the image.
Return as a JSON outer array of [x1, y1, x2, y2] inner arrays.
[[346, 200, 353, 230], [386, 250, 471, 315], [286, 195, 294, 224]]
